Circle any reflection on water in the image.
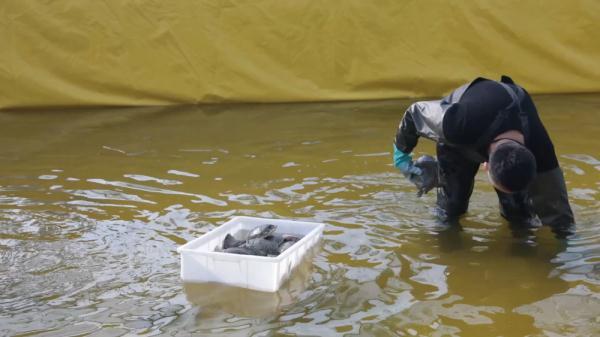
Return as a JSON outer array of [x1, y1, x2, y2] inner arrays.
[[184, 251, 314, 319], [0, 96, 599, 336]]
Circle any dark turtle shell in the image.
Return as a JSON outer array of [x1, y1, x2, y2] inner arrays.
[[246, 237, 281, 256], [247, 224, 277, 240], [222, 233, 244, 249], [223, 246, 266, 256]]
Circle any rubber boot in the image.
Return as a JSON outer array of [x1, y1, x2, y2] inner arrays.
[[528, 167, 575, 239]]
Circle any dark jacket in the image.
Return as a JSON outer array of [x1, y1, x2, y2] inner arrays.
[[394, 76, 559, 172], [394, 76, 574, 236]]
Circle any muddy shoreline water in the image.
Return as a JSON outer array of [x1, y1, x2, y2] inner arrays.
[[1, 95, 599, 336]]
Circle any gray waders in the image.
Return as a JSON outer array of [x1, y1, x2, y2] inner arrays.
[[435, 77, 575, 238], [435, 144, 575, 238]]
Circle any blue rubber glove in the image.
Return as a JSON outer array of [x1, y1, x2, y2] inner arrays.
[[393, 143, 422, 177]]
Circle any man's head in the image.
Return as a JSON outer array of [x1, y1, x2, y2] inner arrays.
[[485, 140, 536, 193]]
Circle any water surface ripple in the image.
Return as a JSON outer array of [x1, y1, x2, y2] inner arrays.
[[0, 97, 599, 336]]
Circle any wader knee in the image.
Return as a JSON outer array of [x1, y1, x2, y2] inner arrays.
[[436, 187, 470, 220], [529, 168, 575, 238], [495, 189, 541, 236], [435, 143, 479, 222]]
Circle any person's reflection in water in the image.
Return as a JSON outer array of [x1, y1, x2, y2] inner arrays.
[[507, 219, 540, 257], [433, 217, 465, 253]]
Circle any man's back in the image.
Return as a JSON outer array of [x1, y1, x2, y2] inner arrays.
[[443, 78, 558, 172]]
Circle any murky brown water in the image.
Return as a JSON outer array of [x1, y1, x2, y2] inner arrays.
[[0, 95, 599, 337]]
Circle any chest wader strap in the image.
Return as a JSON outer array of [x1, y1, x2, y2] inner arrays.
[[464, 80, 530, 159], [456, 89, 518, 163], [446, 77, 530, 163], [497, 81, 530, 146]]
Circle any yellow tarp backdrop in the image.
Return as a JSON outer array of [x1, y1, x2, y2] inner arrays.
[[1, 1, 600, 109]]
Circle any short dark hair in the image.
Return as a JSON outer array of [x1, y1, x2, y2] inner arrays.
[[489, 142, 537, 192]]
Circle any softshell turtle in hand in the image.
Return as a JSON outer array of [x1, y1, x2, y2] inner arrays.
[[413, 155, 439, 197]]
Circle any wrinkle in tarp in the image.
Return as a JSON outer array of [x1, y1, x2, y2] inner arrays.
[[1, 1, 600, 109]]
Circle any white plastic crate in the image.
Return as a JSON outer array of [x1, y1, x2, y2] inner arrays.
[[177, 216, 324, 292]]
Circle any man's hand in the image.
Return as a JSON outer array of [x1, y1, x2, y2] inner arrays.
[[393, 143, 422, 177], [413, 155, 439, 197]]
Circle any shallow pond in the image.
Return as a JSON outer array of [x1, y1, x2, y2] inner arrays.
[[1, 95, 599, 336]]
